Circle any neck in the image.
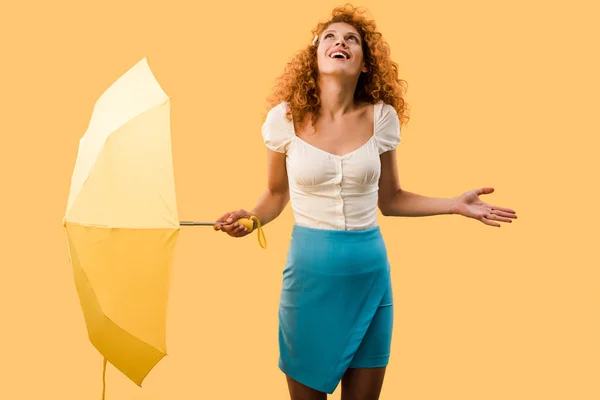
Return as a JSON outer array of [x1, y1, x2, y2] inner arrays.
[[317, 74, 359, 119]]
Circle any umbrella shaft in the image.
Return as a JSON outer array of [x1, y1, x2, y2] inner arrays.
[[180, 221, 224, 226]]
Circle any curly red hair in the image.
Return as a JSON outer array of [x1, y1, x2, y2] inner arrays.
[[266, 3, 410, 130]]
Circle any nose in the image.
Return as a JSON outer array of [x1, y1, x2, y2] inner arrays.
[[335, 39, 348, 48]]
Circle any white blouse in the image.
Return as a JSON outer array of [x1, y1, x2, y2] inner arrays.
[[261, 101, 401, 231]]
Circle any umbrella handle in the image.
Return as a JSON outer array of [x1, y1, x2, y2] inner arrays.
[[238, 216, 267, 249], [180, 217, 267, 249], [236, 218, 254, 231]]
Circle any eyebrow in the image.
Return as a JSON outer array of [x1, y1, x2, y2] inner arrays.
[[322, 29, 360, 37]]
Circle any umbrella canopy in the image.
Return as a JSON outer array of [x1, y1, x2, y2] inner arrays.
[[63, 57, 179, 391]]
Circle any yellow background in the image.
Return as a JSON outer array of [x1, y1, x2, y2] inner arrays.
[[1, 0, 599, 399]]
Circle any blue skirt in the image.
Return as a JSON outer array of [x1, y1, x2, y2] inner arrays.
[[278, 224, 394, 394]]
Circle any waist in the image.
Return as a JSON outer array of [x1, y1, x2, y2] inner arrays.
[[289, 191, 380, 231], [291, 224, 382, 240], [288, 224, 388, 274]]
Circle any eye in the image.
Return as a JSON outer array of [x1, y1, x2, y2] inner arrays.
[[325, 33, 334, 39], [348, 35, 358, 42]]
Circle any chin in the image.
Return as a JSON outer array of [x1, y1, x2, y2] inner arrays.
[[318, 64, 360, 77]]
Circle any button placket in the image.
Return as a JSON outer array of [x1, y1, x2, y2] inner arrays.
[[335, 157, 345, 230]]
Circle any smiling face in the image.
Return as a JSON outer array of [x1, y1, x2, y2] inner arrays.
[[316, 22, 368, 78]]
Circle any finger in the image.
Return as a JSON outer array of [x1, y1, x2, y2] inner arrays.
[[216, 211, 234, 223], [236, 229, 249, 238], [235, 224, 247, 234], [491, 210, 518, 219], [491, 206, 517, 214], [227, 210, 247, 223], [476, 187, 495, 196], [488, 212, 513, 223], [481, 218, 500, 227], [227, 223, 247, 236], [480, 201, 517, 216], [224, 220, 244, 233], [481, 213, 501, 227], [230, 229, 247, 238], [216, 213, 230, 222], [224, 214, 237, 224], [220, 223, 237, 233]]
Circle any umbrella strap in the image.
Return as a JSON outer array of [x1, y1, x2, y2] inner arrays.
[[249, 216, 267, 249], [102, 357, 107, 400]]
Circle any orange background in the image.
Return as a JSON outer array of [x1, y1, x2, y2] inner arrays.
[[1, 0, 599, 399]]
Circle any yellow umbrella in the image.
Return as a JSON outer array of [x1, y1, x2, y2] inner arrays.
[[63, 57, 265, 399]]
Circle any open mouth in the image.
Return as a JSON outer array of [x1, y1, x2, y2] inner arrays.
[[329, 51, 350, 60]]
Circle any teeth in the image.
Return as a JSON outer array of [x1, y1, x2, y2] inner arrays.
[[330, 52, 348, 59]]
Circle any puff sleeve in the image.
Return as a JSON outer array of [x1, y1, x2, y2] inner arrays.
[[374, 102, 401, 154], [261, 102, 294, 154]]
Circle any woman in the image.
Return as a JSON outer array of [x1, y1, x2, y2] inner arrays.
[[214, 5, 517, 399]]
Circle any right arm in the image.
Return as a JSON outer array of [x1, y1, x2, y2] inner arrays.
[[215, 148, 289, 237], [250, 149, 290, 226]]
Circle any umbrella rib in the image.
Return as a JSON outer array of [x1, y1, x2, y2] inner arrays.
[[66, 98, 171, 222]]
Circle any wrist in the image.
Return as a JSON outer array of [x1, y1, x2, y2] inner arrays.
[[248, 210, 259, 230], [448, 196, 460, 215]]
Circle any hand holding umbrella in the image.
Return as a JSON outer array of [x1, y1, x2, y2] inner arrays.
[[212, 209, 255, 236], [180, 208, 266, 248]]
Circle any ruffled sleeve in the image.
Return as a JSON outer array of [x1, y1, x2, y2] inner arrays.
[[374, 102, 401, 154], [261, 102, 294, 154]]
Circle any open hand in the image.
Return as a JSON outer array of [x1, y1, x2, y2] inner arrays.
[[214, 209, 254, 238], [452, 187, 518, 227]]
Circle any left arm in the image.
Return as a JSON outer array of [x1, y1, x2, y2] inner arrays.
[[377, 150, 518, 226], [377, 150, 457, 217]]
